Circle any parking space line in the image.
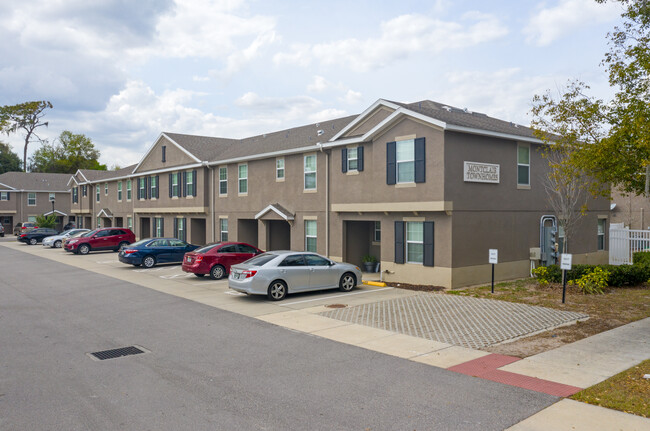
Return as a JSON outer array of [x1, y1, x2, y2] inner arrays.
[[280, 287, 394, 306]]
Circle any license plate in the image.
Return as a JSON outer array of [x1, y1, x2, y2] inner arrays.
[[186, 257, 191, 262]]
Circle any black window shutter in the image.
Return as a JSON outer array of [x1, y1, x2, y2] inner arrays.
[[394, 221, 405, 264], [156, 175, 159, 199], [423, 221, 434, 267], [387, 141, 396, 185], [7, 192, 10, 201], [169, 173, 172, 198], [183, 217, 187, 241], [414, 137, 426, 183], [182, 172, 187, 197], [341, 148, 348, 173], [192, 170, 197, 197], [173, 218, 178, 238], [146, 177, 150, 200], [161, 218, 164, 237], [357, 146, 364, 172], [162, 146, 166, 163]]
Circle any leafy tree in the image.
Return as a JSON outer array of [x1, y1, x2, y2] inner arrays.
[[29, 131, 107, 174], [531, 0, 650, 196], [0, 101, 52, 172], [35, 214, 57, 229], [0, 141, 22, 174]]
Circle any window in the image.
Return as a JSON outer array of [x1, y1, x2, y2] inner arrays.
[[237, 244, 258, 254], [238, 164, 248, 194], [175, 218, 185, 241], [186, 171, 194, 196], [118, 182, 122, 201], [406, 222, 424, 264], [347, 148, 358, 171], [150, 176, 157, 199], [374, 221, 381, 242], [27, 216, 36, 222], [558, 225, 566, 254], [155, 217, 163, 237], [49, 193, 55, 202], [305, 254, 330, 266], [27, 193, 36, 206], [162, 145, 166, 163], [138, 178, 146, 199], [305, 220, 317, 252], [127, 180, 132, 200], [276, 158, 285, 180], [96, 185, 100, 202], [219, 167, 227, 195], [218, 244, 237, 253], [97, 217, 101, 228], [304, 154, 316, 190], [72, 187, 78, 203], [127, 216, 132, 230], [396, 140, 415, 183], [517, 144, 530, 186], [598, 219, 606, 251], [82, 185, 87, 197], [171, 173, 179, 197], [0, 192, 8, 201], [220, 218, 228, 242], [280, 255, 306, 267], [104, 183, 108, 196]]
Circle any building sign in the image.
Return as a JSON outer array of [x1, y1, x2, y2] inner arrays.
[[464, 162, 500, 184]]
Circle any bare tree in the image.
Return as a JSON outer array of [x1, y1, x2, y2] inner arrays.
[[0, 101, 52, 171], [542, 146, 591, 254]]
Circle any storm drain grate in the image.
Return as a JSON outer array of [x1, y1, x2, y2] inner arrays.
[[89, 346, 146, 361]]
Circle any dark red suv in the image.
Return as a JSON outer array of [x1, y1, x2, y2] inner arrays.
[[182, 242, 263, 279], [64, 227, 135, 254]]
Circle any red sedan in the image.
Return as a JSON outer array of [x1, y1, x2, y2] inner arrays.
[[182, 242, 263, 279]]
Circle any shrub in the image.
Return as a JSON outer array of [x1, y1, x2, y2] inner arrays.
[[566, 264, 593, 282], [35, 214, 56, 229], [574, 267, 609, 294], [605, 264, 649, 286], [633, 251, 650, 266], [532, 266, 551, 285]]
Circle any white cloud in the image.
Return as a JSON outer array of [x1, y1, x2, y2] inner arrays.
[[524, 0, 621, 46], [340, 90, 363, 105], [274, 12, 508, 72], [307, 76, 330, 93]]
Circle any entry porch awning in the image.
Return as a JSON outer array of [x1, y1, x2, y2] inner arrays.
[[97, 208, 113, 218], [255, 203, 295, 221], [43, 209, 68, 216]]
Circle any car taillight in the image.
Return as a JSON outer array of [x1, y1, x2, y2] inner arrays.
[[242, 270, 257, 278], [195, 256, 203, 262], [123, 249, 137, 254], [20, 234, 26, 238], [21, 226, 26, 229]]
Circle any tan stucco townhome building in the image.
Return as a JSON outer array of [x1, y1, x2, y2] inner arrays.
[[0, 172, 72, 233], [71, 98, 610, 288]]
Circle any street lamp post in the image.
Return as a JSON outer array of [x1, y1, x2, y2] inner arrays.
[[51, 199, 55, 229]]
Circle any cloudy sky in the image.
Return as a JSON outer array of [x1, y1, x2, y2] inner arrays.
[[0, 0, 624, 168]]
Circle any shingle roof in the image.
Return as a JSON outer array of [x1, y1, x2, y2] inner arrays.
[[392, 100, 537, 139], [0, 172, 72, 191], [77, 164, 138, 183], [165, 115, 357, 163]]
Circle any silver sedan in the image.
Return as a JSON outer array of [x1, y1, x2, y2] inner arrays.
[[42, 229, 90, 248], [229, 251, 362, 301]]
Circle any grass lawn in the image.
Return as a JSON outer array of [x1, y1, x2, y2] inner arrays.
[[571, 359, 650, 418], [441, 279, 650, 357]]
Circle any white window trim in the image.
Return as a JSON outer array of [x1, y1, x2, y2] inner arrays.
[[219, 167, 228, 196], [104, 183, 108, 196], [517, 143, 531, 187], [49, 193, 55, 202], [238, 163, 248, 195], [171, 172, 179, 197], [374, 221, 381, 243], [347, 147, 358, 172], [186, 171, 194, 196], [276, 158, 285, 181], [220, 218, 228, 242], [127, 216, 133, 229], [406, 221, 424, 264], [305, 220, 317, 252], [155, 217, 163, 237], [96, 185, 100, 202], [117, 181, 122, 201], [597, 219, 606, 251], [304, 154, 317, 191], [396, 139, 415, 184], [126, 180, 132, 201], [177, 218, 184, 239], [27, 193, 36, 206], [0, 192, 8, 201], [139, 178, 146, 200]]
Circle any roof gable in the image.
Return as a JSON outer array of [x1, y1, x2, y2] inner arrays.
[[133, 133, 201, 174]]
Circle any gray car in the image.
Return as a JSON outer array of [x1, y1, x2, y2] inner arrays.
[[228, 251, 362, 301]]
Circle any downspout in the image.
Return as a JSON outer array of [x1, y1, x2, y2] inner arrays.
[[318, 142, 329, 257], [205, 161, 215, 243]]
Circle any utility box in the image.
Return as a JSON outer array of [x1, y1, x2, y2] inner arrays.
[[530, 247, 541, 260]]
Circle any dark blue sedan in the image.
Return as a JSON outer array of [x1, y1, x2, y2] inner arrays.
[[118, 238, 200, 268]]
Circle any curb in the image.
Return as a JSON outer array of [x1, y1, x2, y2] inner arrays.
[[363, 280, 387, 287]]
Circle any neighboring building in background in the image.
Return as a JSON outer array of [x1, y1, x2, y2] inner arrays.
[[610, 188, 650, 229], [68, 99, 611, 288], [0, 172, 71, 233]]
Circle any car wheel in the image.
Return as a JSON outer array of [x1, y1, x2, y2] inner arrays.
[[209, 264, 225, 280], [54, 240, 62, 248], [78, 244, 90, 255], [29, 238, 37, 245], [267, 280, 287, 301], [195, 273, 205, 278], [142, 255, 156, 268], [117, 241, 129, 251], [339, 272, 356, 292]]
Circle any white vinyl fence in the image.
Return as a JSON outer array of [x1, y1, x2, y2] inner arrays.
[[609, 227, 650, 265]]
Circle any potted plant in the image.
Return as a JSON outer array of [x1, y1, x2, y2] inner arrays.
[[362, 254, 377, 272]]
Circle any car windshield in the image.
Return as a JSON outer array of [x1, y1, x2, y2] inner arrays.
[[195, 243, 222, 254], [129, 239, 151, 247], [243, 252, 278, 266]]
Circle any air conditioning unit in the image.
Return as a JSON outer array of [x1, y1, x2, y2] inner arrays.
[[530, 247, 541, 260]]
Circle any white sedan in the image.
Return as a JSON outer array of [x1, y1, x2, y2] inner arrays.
[[42, 229, 89, 248], [229, 251, 362, 301]]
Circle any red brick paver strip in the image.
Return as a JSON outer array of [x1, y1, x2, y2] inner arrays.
[[448, 354, 583, 397]]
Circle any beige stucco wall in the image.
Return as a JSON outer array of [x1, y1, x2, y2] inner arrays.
[[135, 136, 197, 172]]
